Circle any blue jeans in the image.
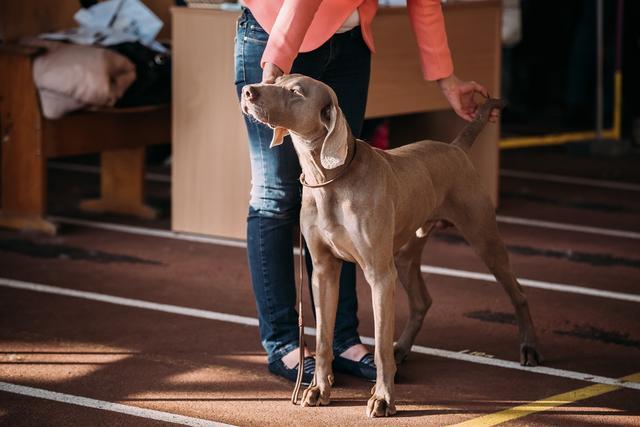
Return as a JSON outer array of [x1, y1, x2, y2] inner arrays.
[[234, 8, 371, 363]]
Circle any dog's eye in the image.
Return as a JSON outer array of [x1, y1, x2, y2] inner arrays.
[[289, 87, 303, 96]]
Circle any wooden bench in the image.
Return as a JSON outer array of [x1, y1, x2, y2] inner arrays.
[[0, 0, 173, 234]]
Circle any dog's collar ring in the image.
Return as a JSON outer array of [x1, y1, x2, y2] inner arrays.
[[299, 143, 357, 188]]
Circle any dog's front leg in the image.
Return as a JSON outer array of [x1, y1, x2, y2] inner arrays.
[[301, 253, 341, 407], [364, 263, 398, 417]]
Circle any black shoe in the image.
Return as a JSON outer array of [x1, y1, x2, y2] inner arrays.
[[332, 353, 376, 382], [268, 356, 315, 385]]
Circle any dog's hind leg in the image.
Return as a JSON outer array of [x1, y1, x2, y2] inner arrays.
[[393, 228, 432, 365], [447, 194, 542, 366]]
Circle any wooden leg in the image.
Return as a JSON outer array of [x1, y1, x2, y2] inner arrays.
[[0, 49, 57, 235], [80, 147, 157, 219], [0, 149, 57, 234], [0, 127, 57, 235], [0, 213, 57, 235]]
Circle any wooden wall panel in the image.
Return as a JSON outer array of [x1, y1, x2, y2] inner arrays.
[[171, 9, 251, 239]]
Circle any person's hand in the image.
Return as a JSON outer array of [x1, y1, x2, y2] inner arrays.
[[262, 62, 284, 83], [437, 74, 499, 123]]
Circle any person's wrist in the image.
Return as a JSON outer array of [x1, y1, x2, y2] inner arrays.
[[437, 73, 457, 90]]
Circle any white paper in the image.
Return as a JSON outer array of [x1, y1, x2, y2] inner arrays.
[[40, 0, 165, 52]]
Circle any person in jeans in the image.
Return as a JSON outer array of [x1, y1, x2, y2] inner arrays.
[[234, 0, 497, 384]]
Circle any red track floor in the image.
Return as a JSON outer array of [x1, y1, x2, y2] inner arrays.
[[1, 149, 639, 426]]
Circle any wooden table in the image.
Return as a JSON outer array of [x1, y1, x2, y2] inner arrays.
[[172, 1, 502, 240]]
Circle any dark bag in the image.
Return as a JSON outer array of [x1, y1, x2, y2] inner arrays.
[[109, 41, 171, 107]]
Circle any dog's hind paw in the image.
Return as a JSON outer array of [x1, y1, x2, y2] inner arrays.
[[393, 346, 409, 366], [301, 385, 330, 407], [520, 343, 542, 367], [366, 395, 396, 418]]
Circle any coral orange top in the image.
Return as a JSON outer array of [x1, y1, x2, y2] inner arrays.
[[244, 0, 454, 81]]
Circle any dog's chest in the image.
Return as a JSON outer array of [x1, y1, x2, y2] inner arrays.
[[302, 197, 358, 262], [317, 223, 355, 261]]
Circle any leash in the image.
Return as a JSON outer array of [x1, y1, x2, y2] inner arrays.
[[291, 228, 308, 404], [292, 142, 358, 403], [299, 142, 357, 188]]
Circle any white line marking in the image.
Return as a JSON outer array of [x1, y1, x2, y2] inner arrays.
[[359, 337, 640, 391], [420, 265, 640, 303], [0, 381, 232, 427], [48, 163, 640, 239], [2, 277, 639, 392], [496, 215, 640, 240], [51, 161, 640, 193], [48, 162, 170, 183], [501, 169, 640, 192], [50, 216, 640, 303], [50, 216, 247, 249], [0, 278, 258, 327]]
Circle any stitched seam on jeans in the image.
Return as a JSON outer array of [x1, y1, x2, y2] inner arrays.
[[240, 32, 247, 85], [243, 36, 267, 45]]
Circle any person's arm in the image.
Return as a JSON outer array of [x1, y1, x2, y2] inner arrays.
[[407, 0, 453, 81], [259, 0, 323, 82], [408, 0, 497, 122]]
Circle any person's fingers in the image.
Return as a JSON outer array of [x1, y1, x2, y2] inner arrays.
[[261, 67, 275, 83], [471, 81, 490, 98], [261, 63, 283, 83], [456, 107, 473, 122], [462, 102, 477, 118], [452, 93, 475, 121]]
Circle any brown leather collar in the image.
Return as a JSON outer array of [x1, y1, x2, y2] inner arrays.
[[299, 142, 357, 188]]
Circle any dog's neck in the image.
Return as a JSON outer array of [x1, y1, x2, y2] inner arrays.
[[290, 132, 356, 188]]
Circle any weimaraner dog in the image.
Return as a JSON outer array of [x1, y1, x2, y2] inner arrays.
[[240, 74, 541, 417]]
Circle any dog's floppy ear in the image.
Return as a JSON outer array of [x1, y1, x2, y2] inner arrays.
[[320, 102, 348, 169], [270, 126, 289, 148]]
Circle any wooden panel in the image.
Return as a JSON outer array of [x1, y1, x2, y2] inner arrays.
[[367, 10, 446, 118], [171, 8, 250, 240], [42, 106, 170, 157], [454, 2, 502, 205], [0, 0, 174, 42]]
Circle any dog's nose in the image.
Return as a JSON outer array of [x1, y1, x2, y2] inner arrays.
[[243, 85, 259, 101]]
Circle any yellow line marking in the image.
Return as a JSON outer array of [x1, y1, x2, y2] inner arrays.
[[450, 372, 640, 426], [499, 70, 622, 150], [499, 129, 617, 149]]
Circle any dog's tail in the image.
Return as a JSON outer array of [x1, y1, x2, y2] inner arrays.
[[451, 98, 505, 152]]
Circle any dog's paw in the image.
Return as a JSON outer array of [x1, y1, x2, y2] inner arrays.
[[301, 385, 330, 407], [366, 395, 396, 418], [520, 343, 542, 367], [393, 346, 409, 366]]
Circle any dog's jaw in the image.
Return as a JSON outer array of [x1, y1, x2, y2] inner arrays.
[[241, 99, 275, 129]]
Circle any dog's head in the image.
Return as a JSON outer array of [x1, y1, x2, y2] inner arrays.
[[241, 74, 350, 170]]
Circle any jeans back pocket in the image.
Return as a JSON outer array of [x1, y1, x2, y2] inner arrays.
[[244, 10, 269, 45]]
